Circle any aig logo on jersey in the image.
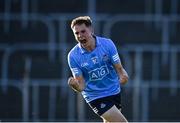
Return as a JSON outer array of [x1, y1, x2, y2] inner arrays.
[[89, 65, 109, 81]]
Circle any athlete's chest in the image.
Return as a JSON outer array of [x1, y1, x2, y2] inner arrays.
[[79, 47, 111, 71]]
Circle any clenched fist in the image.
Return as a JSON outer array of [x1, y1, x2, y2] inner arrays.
[[68, 76, 85, 92], [120, 72, 129, 85]]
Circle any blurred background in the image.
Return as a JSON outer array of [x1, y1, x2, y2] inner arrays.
[[0, 0, 180, 122]]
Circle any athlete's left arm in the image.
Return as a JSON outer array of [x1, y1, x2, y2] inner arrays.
[[106, 39, 129, 84], [113, 63, 129, 85]]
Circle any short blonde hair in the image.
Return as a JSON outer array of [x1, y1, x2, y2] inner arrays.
[[71, 16, 92, 29]]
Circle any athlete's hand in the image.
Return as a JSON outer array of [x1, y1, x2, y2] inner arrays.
[[120, 72, 129, 85], [68, 77, 84, 92], [113, 63, 129, 85]]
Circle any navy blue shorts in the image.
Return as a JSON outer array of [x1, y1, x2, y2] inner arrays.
[[88, 92, 122, 116]]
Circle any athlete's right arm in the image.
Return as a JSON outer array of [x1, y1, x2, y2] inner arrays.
[[68, 75, 85, 92], [67, 51, 85, 92]]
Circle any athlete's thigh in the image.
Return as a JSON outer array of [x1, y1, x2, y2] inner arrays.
[[101, 105, 127, 122]]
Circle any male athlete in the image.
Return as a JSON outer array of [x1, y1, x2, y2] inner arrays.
[[67, 16, 129, 122]]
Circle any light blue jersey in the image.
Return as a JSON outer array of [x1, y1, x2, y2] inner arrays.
[[68, 36, 121, 102]]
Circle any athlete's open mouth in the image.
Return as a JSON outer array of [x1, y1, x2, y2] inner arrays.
[[79, 39, 87, 44]]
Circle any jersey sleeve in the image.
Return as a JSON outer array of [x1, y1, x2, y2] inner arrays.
[[107, 39, 121, 64], [68, 53, 82, 77]]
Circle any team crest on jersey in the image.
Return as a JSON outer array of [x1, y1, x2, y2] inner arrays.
[[102, 54, 109, 62], [91, 56, 98, 64]]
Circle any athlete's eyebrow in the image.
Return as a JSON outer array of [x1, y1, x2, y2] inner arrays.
[[75, 31, 79, 35], [81, 30, 86, 33], [74, 30, 86, 35]]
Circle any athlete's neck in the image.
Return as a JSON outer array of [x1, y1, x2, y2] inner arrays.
[[86, 36, 96, 52]]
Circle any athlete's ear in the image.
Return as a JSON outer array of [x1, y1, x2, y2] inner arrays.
[[90, 26, 94, 35]]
